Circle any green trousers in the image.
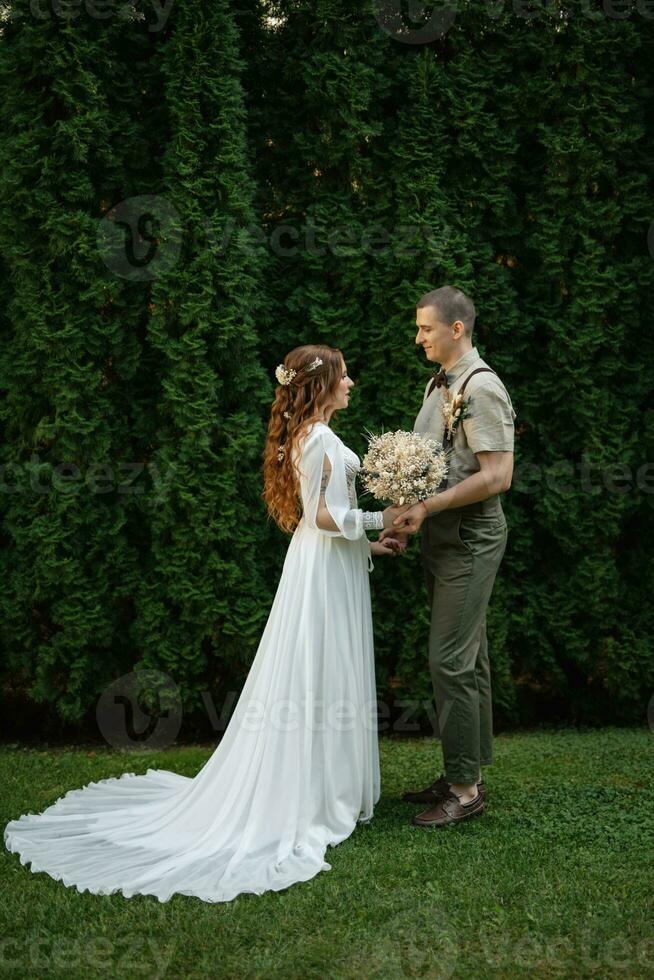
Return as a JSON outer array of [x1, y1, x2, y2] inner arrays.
[[420, 497, 508, 785]]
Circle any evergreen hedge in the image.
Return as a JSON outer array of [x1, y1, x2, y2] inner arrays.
[[0, 0, 652, 734]]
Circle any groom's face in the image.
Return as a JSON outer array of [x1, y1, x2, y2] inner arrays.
[[415, 306, 451, 364]]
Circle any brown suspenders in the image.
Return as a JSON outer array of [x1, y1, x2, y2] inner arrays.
[[452, 366, 497, 398], [431, 365, 497, 490]]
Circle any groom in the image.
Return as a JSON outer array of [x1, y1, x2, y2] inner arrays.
[[382, 285, 516, 828]]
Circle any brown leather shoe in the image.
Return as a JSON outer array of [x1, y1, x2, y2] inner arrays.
[[402, 774, 487, 806], [411, 790, 485, 827]]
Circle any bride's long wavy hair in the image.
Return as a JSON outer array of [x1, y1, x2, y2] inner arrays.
[[263, 344, 345, 534]]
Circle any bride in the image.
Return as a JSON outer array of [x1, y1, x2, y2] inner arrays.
[[4, 344, 406, 903]]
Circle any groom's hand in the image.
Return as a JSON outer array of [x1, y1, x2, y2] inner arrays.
[[392, 501, 428, 535], [382, 503, 411, 529]]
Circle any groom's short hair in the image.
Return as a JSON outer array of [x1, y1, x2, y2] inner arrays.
[[417, 286, 476, 336]]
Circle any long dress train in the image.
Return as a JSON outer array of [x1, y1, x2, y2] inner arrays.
[[4, 421, 382, 903]]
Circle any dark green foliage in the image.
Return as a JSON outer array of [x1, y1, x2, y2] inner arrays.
[[0, 0, 652, 730], [0, 1, 163, 721], [0, 0, 273, 727], [249, 0, 654, 727], [128, 0, 273, 715]]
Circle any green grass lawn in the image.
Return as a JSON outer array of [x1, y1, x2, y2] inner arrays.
[[1, 728, 653, 979]]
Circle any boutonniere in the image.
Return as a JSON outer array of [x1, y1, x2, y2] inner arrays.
[[441, 389, 471, 439]]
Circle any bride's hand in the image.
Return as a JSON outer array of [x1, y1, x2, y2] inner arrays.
[[379, 528, 409, 552], [370, 538, 402, 557]]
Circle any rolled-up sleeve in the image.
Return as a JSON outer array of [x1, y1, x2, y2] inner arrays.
[[463, 383, 516, 453]]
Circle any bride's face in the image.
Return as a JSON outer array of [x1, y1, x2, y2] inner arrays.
[[328, 360, 354, 413]]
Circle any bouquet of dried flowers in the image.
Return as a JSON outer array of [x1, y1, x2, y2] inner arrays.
[[360, 429, 449, 506]]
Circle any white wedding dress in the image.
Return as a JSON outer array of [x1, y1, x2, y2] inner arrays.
[[4, 421, 382, 903]]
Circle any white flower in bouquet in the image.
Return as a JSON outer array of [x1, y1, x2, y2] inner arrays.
[[360, 429, 449, 506]]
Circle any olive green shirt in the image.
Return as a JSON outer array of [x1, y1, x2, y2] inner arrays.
[[413, 346, 516, 493]]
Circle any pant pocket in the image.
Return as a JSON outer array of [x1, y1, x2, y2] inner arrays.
[[457, 515, 507, 555]]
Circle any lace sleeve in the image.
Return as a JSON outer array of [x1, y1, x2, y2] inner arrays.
[[362, 511, 384, 531]]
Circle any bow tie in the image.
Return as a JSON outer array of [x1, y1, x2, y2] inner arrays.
[[432, 368, 449, 389]]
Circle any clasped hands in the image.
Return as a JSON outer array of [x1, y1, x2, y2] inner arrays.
[[370, 499, 431, 557]]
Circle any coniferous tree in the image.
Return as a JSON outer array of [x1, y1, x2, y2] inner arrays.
[[508, 6, 654, 722], [0, 1, 164, 722], [1, 0, 652, 731], [128, 0, 273, 720], [252, 0, 654, 726]]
